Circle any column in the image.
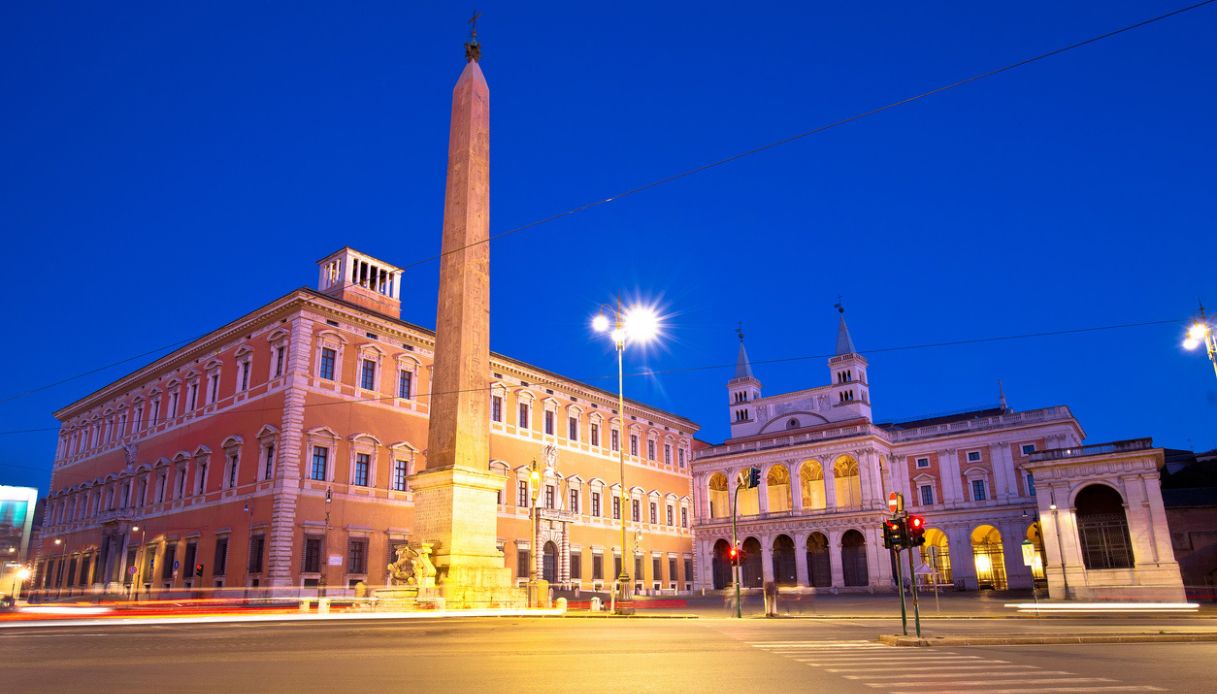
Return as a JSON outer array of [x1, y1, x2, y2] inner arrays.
[[791, 475, 804, 513], [560, 522, 571, 586], [828, 529, 844, 588], [1000, 519, 1033, 590], [757, 475, 770, 515], [990, 444, 1013, 501], [939, 449, 962, 504], [823, 469, 837, 510], [794, 532, 810, 587], [864, 526, 888, 588], [857, 452, 874, 508], [760, 535, 774, 584], [1141, 474, 1179, 569], [946, 525, 977, 590]]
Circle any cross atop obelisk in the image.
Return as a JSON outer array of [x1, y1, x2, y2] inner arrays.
[[465, 10, 481, 63]]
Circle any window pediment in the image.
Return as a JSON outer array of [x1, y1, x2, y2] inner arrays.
[[221, 435, 244, 449]]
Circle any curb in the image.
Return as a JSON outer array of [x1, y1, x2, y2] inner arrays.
[[879, 632, 1217, 647]]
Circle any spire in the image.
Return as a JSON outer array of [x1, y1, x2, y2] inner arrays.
[[998, 379, 1008, 412], [834, 303, 857, 355], [733, 324, 755, 380]]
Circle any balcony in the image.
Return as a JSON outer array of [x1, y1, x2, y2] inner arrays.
[[1028, 438, 1154, 462]]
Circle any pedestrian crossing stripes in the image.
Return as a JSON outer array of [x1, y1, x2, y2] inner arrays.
[[748, 640, 1166, 693]]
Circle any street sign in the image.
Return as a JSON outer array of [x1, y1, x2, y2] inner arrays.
[[1021, 539, 1035, 567], [887, 491, 903, 514], [327, 554, 343, 566]]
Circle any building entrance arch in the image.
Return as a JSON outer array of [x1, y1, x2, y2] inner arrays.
[[972, 524, 1007, 590], [542, 541, 558, 584]]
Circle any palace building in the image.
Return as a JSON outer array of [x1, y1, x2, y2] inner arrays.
[[690, 311, 1186, 601], [36, 246, 698, 597]]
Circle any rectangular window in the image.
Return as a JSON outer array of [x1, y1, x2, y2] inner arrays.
[[630, 435, 639, 457], [545, 484, 555, 509], [683, 558, 692, 583], [635, 556, 644, 581], [360, 359, 376, 390], [966, 450, 982, 463], [920, 484, 934, 506], [303, 537, 322, 573], [196, 462, 207, 495], [680, 507, 688, 528], [611, 429, 620, 452], [591, 492, 601, 517], [517, 549, 530, 579], [971, 479, 987, 501], [213, 536, 228, 576], [263, 444, 275, 480], [183, 541, 198, 582], [570, 551, 582, 580], [133, 406, 143, 432], [568, 416, 578, 441], [544, 410, 555, 435], [208, 374, 220, 403], [392, 460, 408, 492], [592, 554, 604, 580], [649, 502, 657, 524], [163, 544, 177, 580], [347, 538, 367, 574], [518, 403, 529, 429], [319, 347, 336, 380], [188, 384, 198, 411], [491, 395, 503, 422], [354, 453, 370, 487], [678, 448, 686, 468], [916, 457, 930, 468], [1026, 473, 1036, 497], [632, 499, 640, 522], [398, 369, 412, 399], [150, 398, 160, 426], [518, 480, 529, 507], [249, 532, 265, 573], [569, 488, 579, 513], [590, 423, 599, 447], [664, 444, 671, 465], [614, 556, 623, 581], [274, 346, 285, 377], [653, 557, 662, 582], [612, 496, 621, 520], [1021, 443, 1036, 456], [227, 453, 238, 489], [311, 446, 329, 481], [647, 440, 655, 461], [240, 360, 251, 391], [666, 505, 673, 526], [669, 557, 677, 583], [169, 392, 179, 418]]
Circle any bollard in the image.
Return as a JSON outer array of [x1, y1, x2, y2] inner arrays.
[[555, 597, 567, 614], [590, 596, 602, 612], [318, 597, 331, 615]]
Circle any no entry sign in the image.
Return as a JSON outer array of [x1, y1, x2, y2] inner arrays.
[[888, 491, 903, 514]]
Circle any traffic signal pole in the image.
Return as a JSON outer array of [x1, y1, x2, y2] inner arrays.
[[906, 545, 922, 637], [893, 546, 908, 636], [730, 477, 739, 618]]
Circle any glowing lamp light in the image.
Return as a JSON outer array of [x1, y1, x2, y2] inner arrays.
[[1183, 337, 1201, 351], [591, 314, 610, 333], [623, 307, 660, 344], [16, 567, 31, 581], [1187, 323, 1209, 341], [974, 554, 993, 576]]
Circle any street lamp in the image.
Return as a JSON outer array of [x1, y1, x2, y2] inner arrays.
[[321, 488, 332, 597], [129, 525, 147, 600], [1182, 303, 1217, 381], [52, 538, 64, 598], [528, 461, 541, 607], [592, 298, 661, 614]]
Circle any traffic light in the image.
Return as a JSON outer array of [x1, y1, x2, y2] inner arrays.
[[882, 518, 908, 550], [746, 467, 761, 489], [907, 515, 927, 547], [194, 563, 204, 577], [727, 545, 741, 566]]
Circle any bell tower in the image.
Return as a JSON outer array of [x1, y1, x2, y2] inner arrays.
[[828, 305, 871, 421], [728, 327, 763, 438]]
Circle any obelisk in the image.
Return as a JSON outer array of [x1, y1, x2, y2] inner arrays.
[[410, 23, 514, 606]]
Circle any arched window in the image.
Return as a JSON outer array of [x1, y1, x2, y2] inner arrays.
[[841, 530, 868, 587], [711, 539, 732, 589], [708, 473, 730, 519], [806, 532, 831, 587], [1075, 484, 1134, 570], [772, 535, 796, 585]]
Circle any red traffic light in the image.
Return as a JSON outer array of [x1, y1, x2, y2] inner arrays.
[[908, 515, 925, 531]]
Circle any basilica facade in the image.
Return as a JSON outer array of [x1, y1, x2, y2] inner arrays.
[[690, 313, 1186, 600]]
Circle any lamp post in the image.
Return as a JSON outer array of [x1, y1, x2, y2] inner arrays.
[[130, 525, 147, 600], [528, 462, 540, 607], [52, 538, 65, 598], [1182, 303, 1217, 381], [592, 299, 660, 614], [321, 488, 332, 597]]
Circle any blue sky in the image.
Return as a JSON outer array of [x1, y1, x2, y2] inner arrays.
[[2, 2, 1215, 494]]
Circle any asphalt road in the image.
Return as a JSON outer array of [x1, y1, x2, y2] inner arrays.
[[3, 617, 1214, 693]]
